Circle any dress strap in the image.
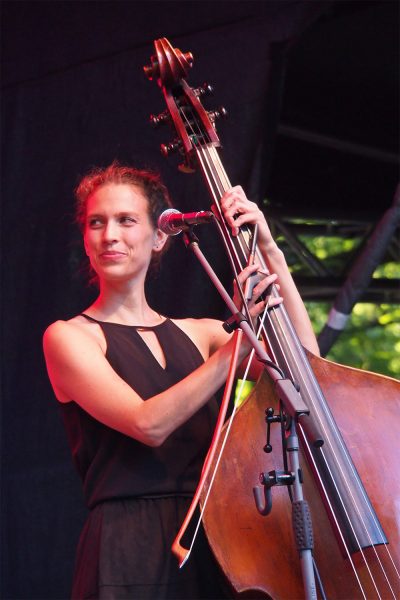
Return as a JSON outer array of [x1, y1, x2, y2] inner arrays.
[[80, 313, 100, 323]]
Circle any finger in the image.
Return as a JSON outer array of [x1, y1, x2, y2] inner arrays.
[[231, 224, 240, 237], [235, 268, 276, 304], [251, 272, 278, 298], [220, 185, 245, 206], [222, 196, 256, 218], [221, 188, 257, 211], [220, 188, 258, 235], [235, 263, 260, 285], [248, 295, 283, 318], [220, 190, 239, 213], [229, 208, 261, 231], [222, 207, 242, 236], [268, 296, 283, 307]]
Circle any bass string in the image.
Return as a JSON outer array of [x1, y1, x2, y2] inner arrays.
[[195, 146, 256, 329], [180, 104, 397, 594], [224, 180, 398, 594], [267, 290, 399, 594], [318, 444, 396, 598], [163, 109, 262, 561], [206, 149, 399, 596], [200, 143, 397, 596], [191, 134, 303, 491], [196, 142, 289, 353], [198, 144, 285, 354], [299, 428, 368, 599], [183, 112, 342, 505], [264, 303, 395, 577], [203, 147, 399, 593], [206, 147, 296, 375], [182, 110, 267, 336]]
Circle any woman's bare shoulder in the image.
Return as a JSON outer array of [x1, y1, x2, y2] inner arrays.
[[43, 317, 108, 404], [43, 315, 106, 353]]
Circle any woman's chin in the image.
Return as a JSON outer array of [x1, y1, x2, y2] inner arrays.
[[98, 267, 146, 285]]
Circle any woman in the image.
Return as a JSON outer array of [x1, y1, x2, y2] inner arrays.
[[43, 163, 319, 599]]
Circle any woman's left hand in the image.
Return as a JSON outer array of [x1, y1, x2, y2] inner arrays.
[[219, 187, 320, 356], [219, 186, 280, 258], [220, 186, 265, 234]]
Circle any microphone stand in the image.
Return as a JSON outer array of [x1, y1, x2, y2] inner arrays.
[[182, 226, 323, 600]]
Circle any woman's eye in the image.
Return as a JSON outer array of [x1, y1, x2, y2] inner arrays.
[[88, 218, 103, 228], [120, 216, 136, 225]]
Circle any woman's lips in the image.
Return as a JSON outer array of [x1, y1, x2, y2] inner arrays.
[[100, 251, 126, 260]]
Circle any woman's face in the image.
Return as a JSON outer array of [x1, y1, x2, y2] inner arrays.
[[83, 183, 167, 284]]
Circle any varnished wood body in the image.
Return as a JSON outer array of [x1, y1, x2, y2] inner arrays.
[[202, 355, 400, 599]]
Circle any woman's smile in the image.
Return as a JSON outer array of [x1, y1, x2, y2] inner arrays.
[[99, 250, 128, 260]]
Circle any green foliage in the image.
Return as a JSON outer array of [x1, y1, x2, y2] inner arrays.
[[306, 301, 400, 379], [373, 261, 400, 279], [300, 234, 400, 380], [234, 379, 255, 408]]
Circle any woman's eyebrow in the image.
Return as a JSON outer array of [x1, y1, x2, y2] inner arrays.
[[86, 211, 141, 218]]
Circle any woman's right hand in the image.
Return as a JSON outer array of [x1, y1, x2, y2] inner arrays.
[[233, 264, 283, 321]]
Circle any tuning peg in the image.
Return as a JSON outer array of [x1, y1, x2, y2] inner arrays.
[[143, 55, 159, 81], [143, 64, 154, 80], [149, 111, 170, 128], [195, 82, 214, 97], [178, 159, 196, 174], [160, 140, 182, 157], [183, 52, 194, 67], [207, 106, 228, 123]]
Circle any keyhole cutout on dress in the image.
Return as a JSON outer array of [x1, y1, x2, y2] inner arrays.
[[136, 329, 167, 370]]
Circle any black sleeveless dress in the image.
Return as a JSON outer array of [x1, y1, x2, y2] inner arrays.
[[60, 316, 229, 600]]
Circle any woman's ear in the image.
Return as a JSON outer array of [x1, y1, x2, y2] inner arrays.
[[152, 229, 169, 253]]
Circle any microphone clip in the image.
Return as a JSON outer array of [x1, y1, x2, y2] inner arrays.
[[223, 311, 248, 334]]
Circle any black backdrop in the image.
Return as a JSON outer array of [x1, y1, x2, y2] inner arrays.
[[1, 1, 394, 598]]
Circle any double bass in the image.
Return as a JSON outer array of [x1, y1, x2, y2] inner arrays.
[[144, 38, 400, 599]]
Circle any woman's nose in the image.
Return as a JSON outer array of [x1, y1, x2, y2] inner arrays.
[[102, 221, 118, 242]]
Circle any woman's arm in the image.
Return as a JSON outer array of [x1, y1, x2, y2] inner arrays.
[[43, 310, 260, 448], [220, 186, 320, 356]]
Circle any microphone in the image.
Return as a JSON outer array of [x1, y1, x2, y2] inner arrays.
[[157, 208, 214, 235]]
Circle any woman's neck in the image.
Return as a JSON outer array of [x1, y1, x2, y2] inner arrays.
[[86, 281, 162, 326]]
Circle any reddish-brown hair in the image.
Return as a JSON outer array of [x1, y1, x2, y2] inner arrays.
[[75, 162, 173, 230], [75, 162, 174, 276]]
